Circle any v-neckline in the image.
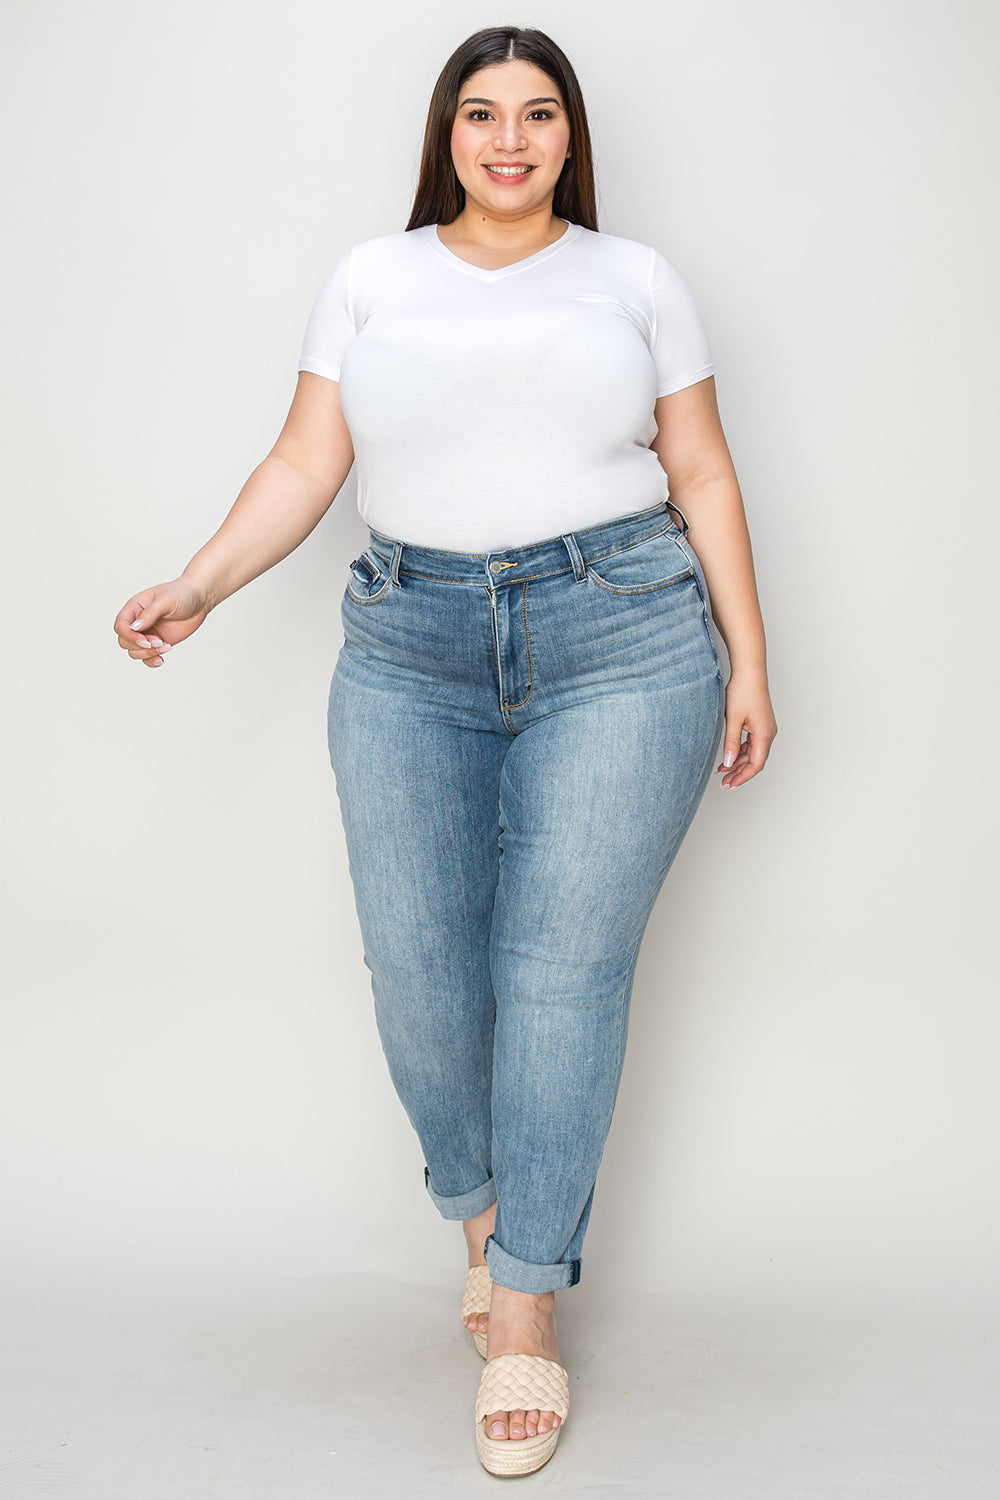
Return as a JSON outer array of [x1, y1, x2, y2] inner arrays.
[[423, 221, 581, 282]]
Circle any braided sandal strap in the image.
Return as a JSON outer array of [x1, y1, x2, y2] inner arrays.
[[462, 1264, 493, 1320], [475, 1353, 570, 1425]]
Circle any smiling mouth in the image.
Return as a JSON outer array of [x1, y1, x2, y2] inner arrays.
[[484, 164, 535, 178]]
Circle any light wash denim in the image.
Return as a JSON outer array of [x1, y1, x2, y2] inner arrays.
[[327, 499, 724, 1294]]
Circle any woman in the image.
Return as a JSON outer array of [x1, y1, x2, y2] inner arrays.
[[113, 25, 776, 1479]]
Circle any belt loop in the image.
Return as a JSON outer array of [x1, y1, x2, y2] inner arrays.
[[389, 540, 404, 586], [561, 531, 587, 582], [665, 499, 691, 538]]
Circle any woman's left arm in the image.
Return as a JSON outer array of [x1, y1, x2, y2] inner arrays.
[[651, 376, 777, 789]]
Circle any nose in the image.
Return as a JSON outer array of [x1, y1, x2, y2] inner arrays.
[[493, 116, 527, 152]]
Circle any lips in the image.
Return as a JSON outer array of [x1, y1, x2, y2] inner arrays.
[[483, 164, 535, 178]]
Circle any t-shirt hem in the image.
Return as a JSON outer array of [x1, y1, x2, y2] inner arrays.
[[656, 364, 714, 397], [298, 358, 342, 382]]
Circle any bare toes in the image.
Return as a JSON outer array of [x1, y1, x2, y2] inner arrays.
[[508, 1408, 527, 1439], [485, 1406, 561, 1440], [486, 1410, 507, 1439]]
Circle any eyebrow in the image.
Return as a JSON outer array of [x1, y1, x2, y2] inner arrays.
[[458, 96, 562, 109]]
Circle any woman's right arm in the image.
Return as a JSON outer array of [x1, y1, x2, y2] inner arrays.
[[113, 372, 353, 667]]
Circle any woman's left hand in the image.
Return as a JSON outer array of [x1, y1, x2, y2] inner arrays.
[[717, 669, 777, 789]]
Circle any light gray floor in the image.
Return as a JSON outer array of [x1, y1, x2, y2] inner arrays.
[[2, 1268, 996, 1498]]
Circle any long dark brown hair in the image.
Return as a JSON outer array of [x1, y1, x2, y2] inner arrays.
[[405, 27, 598, 233]]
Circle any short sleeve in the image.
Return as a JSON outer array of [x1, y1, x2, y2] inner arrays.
[[648, 248, 714, 397], [297, 247, 357, 382]]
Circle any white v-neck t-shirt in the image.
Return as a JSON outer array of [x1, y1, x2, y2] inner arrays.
[[297, 220, 714, 551]]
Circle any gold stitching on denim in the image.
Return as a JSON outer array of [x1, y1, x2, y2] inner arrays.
[[344, 550, 395, 606], [487, 588, 509, 727], [584, 527, 691, 594], [501, 581, 533, 712], [386, 522, 680, 587], [345, 553, 393, 606], [345, 579, 393, 605], [584, 523, 677, 568], [586, 567, 693, 596], [399, 563, 571, 585]]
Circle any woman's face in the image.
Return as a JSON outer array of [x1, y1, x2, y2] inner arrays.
[[449, 60, 572, 220]]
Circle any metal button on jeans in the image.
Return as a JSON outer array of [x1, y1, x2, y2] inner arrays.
[[489, 560, 504, 574]]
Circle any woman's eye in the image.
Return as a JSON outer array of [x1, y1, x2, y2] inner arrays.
[[465, 109, 554, 121]]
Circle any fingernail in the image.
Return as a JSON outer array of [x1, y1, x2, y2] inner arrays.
[[723, 751, 734, 767], [133, 619, 145, 630], [158, 643, 172, 652]]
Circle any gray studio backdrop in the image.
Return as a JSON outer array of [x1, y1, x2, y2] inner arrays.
[[2, 0, 996, 1320]]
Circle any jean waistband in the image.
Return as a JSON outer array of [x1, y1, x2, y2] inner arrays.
[[365, 499, 689, 588]]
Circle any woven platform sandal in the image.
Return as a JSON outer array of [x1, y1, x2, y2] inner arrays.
[[475, 1352, 570, 1477], [461, 1264, 492, 1359]]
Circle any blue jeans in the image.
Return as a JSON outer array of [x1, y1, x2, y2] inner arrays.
[[327, 499, 724, 1293]]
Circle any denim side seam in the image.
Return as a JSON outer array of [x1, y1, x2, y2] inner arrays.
[[678, 537, 723, 678]]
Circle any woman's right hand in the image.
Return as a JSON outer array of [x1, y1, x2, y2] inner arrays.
[[113, 577, 211, 667], [112, 374, 355, 668]]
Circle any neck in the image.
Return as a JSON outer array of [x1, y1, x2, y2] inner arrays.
[[443, 202, 564, 249]]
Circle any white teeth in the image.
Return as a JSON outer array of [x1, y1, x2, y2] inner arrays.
[[486, 165, 532, 176]]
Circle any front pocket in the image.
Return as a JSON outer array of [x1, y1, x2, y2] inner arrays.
[[585, 526, 693, 595], [345, 549, 393, 605]]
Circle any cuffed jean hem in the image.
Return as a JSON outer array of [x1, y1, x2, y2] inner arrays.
[[423, 1166, 498, 1221], [484, 1233, 581, 1293]]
